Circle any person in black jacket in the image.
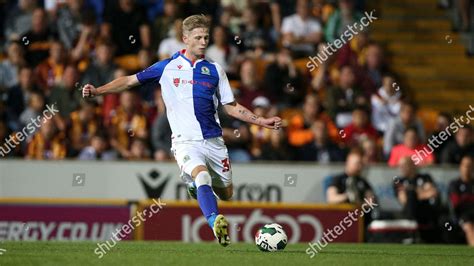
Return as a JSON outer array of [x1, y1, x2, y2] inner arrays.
[[448, 155, 474, 246], [394, 156, 441, 242]]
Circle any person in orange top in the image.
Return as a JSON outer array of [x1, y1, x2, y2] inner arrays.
[[288, 93, 339, 147], [388, 127, 434, 167], [68, 101, 102, 156], [26, 119, 66, 159], [34, 40, 68, 96], [109, 90, 147, 159]]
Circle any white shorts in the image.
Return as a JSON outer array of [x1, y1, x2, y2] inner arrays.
[[171, 137, 232, 188]]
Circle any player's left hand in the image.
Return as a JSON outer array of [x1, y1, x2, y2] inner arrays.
[[260, 116, 283, 130]]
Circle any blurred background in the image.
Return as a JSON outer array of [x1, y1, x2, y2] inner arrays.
[[0, 0, 473, 246]]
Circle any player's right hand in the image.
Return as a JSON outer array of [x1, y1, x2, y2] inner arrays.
[[82, 84, 98, 98]]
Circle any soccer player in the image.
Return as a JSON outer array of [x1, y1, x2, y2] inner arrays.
[[82, 15, 282, 247]]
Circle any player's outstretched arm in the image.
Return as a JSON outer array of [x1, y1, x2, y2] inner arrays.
[[82, 75, 140, 98], [223, 101, 282, 130]]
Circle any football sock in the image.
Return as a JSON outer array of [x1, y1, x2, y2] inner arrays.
[[195, 171, 218, 228]]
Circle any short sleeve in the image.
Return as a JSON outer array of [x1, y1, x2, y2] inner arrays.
[[136, 59, 169, 85], [215, 63, 235, 105]]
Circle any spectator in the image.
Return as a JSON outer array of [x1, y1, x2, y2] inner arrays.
[[102, 0, 151, 56], [263, 47, 304, 108], [448, 155, 474, 246], [206, 25, 238, 75], [19, 91, 44, 131], [325, 0, 363, 43], [129, 138, 151, 160], [394, 156, 441, 243], [430, 112, 454, 163], [69, 12, 98, 62], [237, 59, 268, 109], [48, 65, 83, 119], [442, 126, 474, 165], [152, 0, 180, 50], [299, 119, 346, 162], [342, 107, 379, 147], [281, 0, 322, 57], [78, 133, 117, 160], [370, 72, 402, 133], [337, 30, 369, 69], [358, 43, 387, 94], [55, 0, 96, 50], [388, 127, 434, 167], [26, 119, 66, 159], [102, 68, 126, 126], [326, 65, 366, 128], [288, 93, 339, 147], [383, 100, 426, 157], [239, 6, 273, 54], [3, 0, 37, 41], [361, 138, 382, 164], [327, 149, 376, 206], [0, 41, 26, 90], [109, 90, 147, 159], [458, 0, 473, 32], [269, 0, 296, 36], [310, 0, 336, 24], [23, 8, 57, 67], [246, 96, 289, 161], [35, 40, 68, 95], [6, 66, 38, 125], [81, 41, 117, 88], [158, 18, 186, 60], [67, 101, 102, 156], [151, 90, 172, 161]]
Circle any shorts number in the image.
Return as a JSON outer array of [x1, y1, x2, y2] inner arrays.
[[221, 158, 231, 172]]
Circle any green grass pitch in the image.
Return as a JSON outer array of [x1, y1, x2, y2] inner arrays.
[[0, 242, 473, 266]]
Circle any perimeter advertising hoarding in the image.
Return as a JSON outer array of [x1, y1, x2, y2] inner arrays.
[[137, 201, 362, 243], [0, 199, 131, 241]]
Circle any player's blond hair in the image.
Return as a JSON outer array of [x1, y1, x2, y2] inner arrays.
[[182, 14, 210, 35]]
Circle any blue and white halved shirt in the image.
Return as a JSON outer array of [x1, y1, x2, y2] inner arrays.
[[136, 50, 235, 142]]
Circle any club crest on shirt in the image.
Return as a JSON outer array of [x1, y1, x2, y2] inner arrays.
[[173, 77, 180, 87], [201, 66, 210, 75]]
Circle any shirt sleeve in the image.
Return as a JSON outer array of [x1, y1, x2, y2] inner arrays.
[[135, 59, 169, 85], [215, 63, 235, 105]]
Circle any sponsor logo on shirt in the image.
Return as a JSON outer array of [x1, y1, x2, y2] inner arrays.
[[173, 78, 180, 87]]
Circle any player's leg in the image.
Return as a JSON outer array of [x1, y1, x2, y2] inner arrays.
[[212, 184, 233, 201], [191, 165, 230, 247], [204, 137, 234, 200], [172, 141, 229, 246]]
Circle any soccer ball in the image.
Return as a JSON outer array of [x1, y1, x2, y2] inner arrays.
[[255, 223, 287, 252]]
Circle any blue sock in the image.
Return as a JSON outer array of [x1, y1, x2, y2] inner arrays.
[[197, 184, 218, 228]]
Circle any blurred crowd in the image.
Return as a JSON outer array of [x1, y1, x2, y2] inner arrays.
[[326, 150, 474, 246], [0, 0, 473, 165]]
